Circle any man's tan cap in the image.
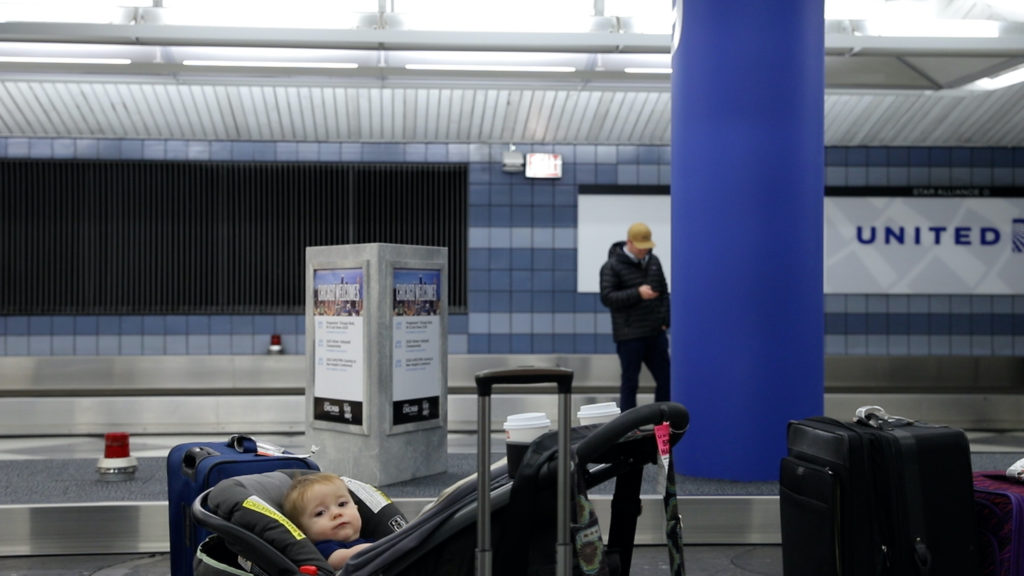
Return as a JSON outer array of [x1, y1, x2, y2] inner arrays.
[[628, 222, 655, 249]]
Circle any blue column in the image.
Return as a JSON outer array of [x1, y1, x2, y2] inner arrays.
[[671, 0, 824, 481]]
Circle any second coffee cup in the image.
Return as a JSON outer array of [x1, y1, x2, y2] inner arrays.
[[503, 412, 552, 478]]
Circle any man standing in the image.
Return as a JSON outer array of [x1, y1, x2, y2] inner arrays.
[[599, 222, 671, 411]]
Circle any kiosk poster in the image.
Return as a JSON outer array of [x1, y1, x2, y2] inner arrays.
[[312, 268, 365, 426], [391, 268, 441, 426]]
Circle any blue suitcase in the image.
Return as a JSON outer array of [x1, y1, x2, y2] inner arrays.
[[167, 435, 319, 576]]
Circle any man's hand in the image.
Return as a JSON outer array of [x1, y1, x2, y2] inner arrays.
[[638, 284, 659, 300]]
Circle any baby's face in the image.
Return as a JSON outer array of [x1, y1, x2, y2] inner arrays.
[[299, 480, 363, 543]]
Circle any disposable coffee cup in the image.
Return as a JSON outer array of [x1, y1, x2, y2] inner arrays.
[[577, 402, 621, 426], [503, 412, 551, 478]]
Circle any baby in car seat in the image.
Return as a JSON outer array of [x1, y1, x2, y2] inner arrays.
[[283, 473, 374, 570]]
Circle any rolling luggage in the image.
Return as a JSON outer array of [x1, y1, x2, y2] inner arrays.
[[974, 471, 1024, 576], [167, 435, 319, 576], [780, 407, 978, 576], [473, 366, 575, 576]]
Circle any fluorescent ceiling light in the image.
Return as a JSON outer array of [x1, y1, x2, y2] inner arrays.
[[861, 19, 1000, 38], [405, 64, 576, 73], [969, 66, 1024, 91], [182, 60, 358, 69], [0, 56, 131, 65], [624, 67, 671, 74]]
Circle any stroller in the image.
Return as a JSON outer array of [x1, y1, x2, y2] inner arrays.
[[191, 401, 690, 576]]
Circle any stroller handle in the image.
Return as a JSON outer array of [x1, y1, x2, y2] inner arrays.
[[576, 401, 689, 465], [473, 366, 574, 397]]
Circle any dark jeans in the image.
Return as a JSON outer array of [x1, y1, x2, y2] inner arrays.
[[615, 331, 671, 411]]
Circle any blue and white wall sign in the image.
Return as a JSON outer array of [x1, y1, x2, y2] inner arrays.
[[826, 193, 1024, 294]]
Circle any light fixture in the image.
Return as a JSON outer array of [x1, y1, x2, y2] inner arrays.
[[182, 60, 358, 69], [0, 56, 131, 65], [405, 64, 576, 73], [968, 65, 1024, 91], [624, 67, 671, 74]]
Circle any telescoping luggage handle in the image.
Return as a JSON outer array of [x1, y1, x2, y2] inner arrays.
[[474, 366, 574, 576]]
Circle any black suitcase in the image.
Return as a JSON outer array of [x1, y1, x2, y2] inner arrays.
[[167, 435, 319, 576], [780, 407, 979, 576]]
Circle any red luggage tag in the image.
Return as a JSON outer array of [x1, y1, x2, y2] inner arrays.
[[655, 422, 671, 474]]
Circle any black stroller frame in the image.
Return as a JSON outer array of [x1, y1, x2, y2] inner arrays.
[[191, 383, 689, 576]]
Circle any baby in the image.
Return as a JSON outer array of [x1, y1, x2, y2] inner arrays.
[[283, 473, 373, 570]]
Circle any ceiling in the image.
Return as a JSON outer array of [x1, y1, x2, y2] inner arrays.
[[0, 1, 1023, 147]]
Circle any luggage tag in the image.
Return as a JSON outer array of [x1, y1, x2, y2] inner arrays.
[[655, 422, 672, 475]]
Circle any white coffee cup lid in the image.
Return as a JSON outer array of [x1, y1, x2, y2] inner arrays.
[[503, 412, 551, 430], [577, 402, 620, 420]]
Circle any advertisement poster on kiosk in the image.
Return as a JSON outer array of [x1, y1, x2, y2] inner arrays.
[[312, 267, 365, 426], [391, 268, 442, 426]]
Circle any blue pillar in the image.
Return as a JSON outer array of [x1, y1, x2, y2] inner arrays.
[[671, 0, 824, 481]]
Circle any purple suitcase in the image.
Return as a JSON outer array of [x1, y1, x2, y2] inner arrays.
[[974, 471, 1024, 576]]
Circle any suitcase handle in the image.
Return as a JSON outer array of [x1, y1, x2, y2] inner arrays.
[[473, 366, 573, 397]]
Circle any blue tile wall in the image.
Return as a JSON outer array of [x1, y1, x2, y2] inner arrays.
[[2, 140, 1024, 356]]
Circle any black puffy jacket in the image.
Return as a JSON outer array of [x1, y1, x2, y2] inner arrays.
[[599, 241, 670, 342]]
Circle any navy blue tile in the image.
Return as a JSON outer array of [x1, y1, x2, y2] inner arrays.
[[825, 313, 845, 334], [120, 315, 143, 335], [75, 316, 98, 335], [1013, 314, 1024, 333], [488, 249, 511, 269], [468, 291, 490, 312], [254, 315, 275, 334], [511, 291, 532, 313], [532, 205, 554, 226], [5, 316, 27, 335], [510, 334, 532, 353], [490, 206, 512, 226], [468, 272, 490, 291], [187, 315, 210, 334], [908, 314, 929, 334], [930, 314, 951, 334], [971, 314, 992, 335], [575, 292, 599, 312], [532, 334, 554, 353], [553, 249, 576, 270], [637, 146, 660, 164], [469, 206, 490, 226], [992, 314, 1013, 336], [468, 248, 491, 270], [532, 270, 554, 292], [532, 292, 554, 313], [846, 148, 868, 165], [449, 314, 468, 334], [971, 148, 993, 167], [950, 314, 971, 335], [845, 313, 866, 333], [574, 334, 596, 353], [867, 149, 887, 166], [930, 148, 951, 166], [28, 316, 51, 335], [553, 334, 575, 353], [888, 314, 909, 334], [489, 292, 511, 313], [210, 315, 232, 335], [533, 249, 554, 269], [909, 148, 930, 166], [508, 206, 529, 226], [596, 164, 617, 183], [491, 185, 511, 205], [887, 148, 909, 166], [510, 184, 532, 205], [469, 185, 490, 206], [467, 334, 490, 353], [489, 269, 511, 289], [553, 292, 574, 312], [143, 315, 165, 335], [165, 316, 187, 335], [992, 149, 1014, 168], [553, 209, 576, 227], [487, 334, 509, 353], [532, 185, 555, 206], [97, 316, 120, 335], [866, 314, 887, 335], [553, 270, 576, 290], [950, 148, 971, 166], [511, 249, 532, 270], [553, 185, 575, 207], [468, 163, 491, 184], [825, 148, 846, 166], [52, 316, 75, 335]]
